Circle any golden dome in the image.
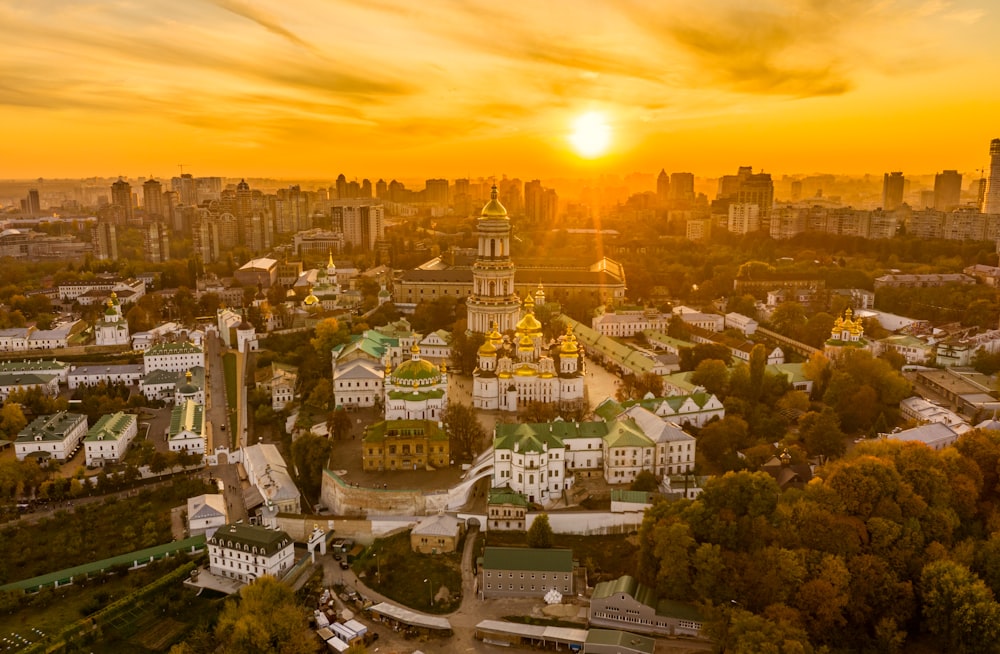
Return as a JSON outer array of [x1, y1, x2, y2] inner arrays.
[[561, 325, 579, 354], [411, 343, 420, 355], [515, 364, 536, 376], [478, 340, 498, 357], [487, 323, 503, 346], [523, 293, 534, 308], [480, 184, 508, 218], [516, 311, 542, 334], [304, 293, 319, 306], [518, 333, 534, 350]]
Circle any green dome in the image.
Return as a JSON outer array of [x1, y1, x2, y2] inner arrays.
[[392, 358, 440, 382], [179, 382, 199, 395]]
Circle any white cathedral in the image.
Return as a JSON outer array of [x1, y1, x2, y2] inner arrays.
[[469, 186, 586, 412], [95, 292, 130, 347]]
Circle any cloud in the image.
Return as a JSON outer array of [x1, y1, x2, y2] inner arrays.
[[208, 0, 319, 53]]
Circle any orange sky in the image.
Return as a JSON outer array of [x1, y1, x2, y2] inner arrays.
[[1, 0, 997, 180]]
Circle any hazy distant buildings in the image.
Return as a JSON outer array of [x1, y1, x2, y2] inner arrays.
[[728, 203, 760, 234], [934, 170, 962, 212], [656, 169, 670, 205], [425, 178, 449, 205], [172, 173, 198, 205], [339, 205, 384, 251], [144, 221, 170, 263], [670, 172, 695, 205], [92, 221, 118, 261], [985, 139, 1000, 214], [524, 179, 558, 225], [143, 178, 163, 218], [111, 177, 134, 224], [22, 189, 41, 215], [882, 172, 905, 211]]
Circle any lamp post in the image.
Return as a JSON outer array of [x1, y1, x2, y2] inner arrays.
[[424, 578, 433, 606]]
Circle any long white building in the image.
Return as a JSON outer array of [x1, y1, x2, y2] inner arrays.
[[208, 523, 295, 584]]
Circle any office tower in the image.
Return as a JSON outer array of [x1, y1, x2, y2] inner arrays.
[[656, 169, 670, 206], [524, 180, 558, 225], [143, 178, 163, 218], [171, 173, 198, 206], [110, 177, 134, 224], [882, 172, 905, 211], [93, 221, 118, 260], [985, 139, 1000, 214], [717, 173, 741, 200], [144, 221, 170, 262], [934, 170, 962, 212], [340, 205, 384, 251], [669, 172, 695, 204], [375, 179, 387, 200], [335, 174, 347, 200]]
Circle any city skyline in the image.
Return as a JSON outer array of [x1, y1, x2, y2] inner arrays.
[[1, 0, 998, 179]]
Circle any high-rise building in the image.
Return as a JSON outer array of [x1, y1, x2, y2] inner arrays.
[[984, 139, 1000, 214], [375, 179, 388, 200], [25, 189, 41, 215], [163, 190, 180, 231], [340, 205, 384, 251], [934, 170, 962, 212], [361, 179, 373, 199], [790, 180, 803, 202], [669, 172, 695, 204], [498, 177, 523, 215], [656, 170, 670, 206], [882, 172, 905, 211], [736, 169, 774, 219], [92, 221, 118, 261], [425, 179, 450, 205], [728, 203, 760, 234], [143, 178, 163, 218], [524, 180, 558, 225], [171, 174, 198, 206], [144, 221, 170, 263], [335, 174, 347, 200], [111, 178, 134, 224]]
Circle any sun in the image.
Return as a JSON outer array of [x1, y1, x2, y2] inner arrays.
[[569, 111, 612, 159]]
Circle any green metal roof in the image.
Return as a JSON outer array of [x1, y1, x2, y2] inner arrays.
[[387, 389, 445, 401], [16, 412, 86, 443], [0, 372, 57, 388], [85, 411, 137, 442], [0, 535, 206, 593], [610, 490, 654, 504], [585, 628, 656, 653], [592, 575, 704, 622], [481, 546, 573, 573], [488, 486, 528, 507], [0, 359, 68, 373], [602, 419, 654, 449], [363, 419, 447, 443], [168, 400, 204, 436], [208, 523, 292, 556], [145, 342, 203, 356]]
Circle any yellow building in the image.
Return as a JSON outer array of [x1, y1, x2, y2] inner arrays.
[[362, 419, 449, 472]]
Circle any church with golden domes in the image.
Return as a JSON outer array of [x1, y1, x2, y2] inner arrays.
[[825, 308, 869, 356], [473, 297, 586, 412]]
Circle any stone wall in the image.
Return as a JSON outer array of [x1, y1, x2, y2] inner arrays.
[[275, 515, 375, 545], [321, 469, 428, 516]]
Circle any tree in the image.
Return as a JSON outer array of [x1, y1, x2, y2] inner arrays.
[[527, 514, 554, 548], [631, 470, 660, 492], [310, 317, 349, 357], [442, 402, 486, 461], [769, 301, 808, 337], [799, 408, 847, 459], [690, 359, 729, 397], [214, 576, 315, 654], [0, 402, 26, 437], [290, 433, 333, 505], [327, 407, 353, 440], [680, 344, 732, 371], [920, 559, 1000, 654], [448, 320, 484, 374], [305, 378, 332, 412]]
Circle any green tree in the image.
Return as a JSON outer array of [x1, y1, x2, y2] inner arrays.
[[310, 317, 349, 358], [442, 402, 486, 461], [769, 301, 808, 337], [0, 402, 27, 437], [327, 407, 353, 440], [527, 513, 554, 548], [631, 470, 660, 492], [690, 359, 729, 397], [214, 576, 315, 654], [290, 433, 333, 505], [799, 408, 847, 459], [920, 559, 1000, 654]]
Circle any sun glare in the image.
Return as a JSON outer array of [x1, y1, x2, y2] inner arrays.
[[569, 111, 611, 159]]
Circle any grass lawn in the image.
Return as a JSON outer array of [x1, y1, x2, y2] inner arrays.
[[353, 531, 463, 614], [483, 531, 640, 585]]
